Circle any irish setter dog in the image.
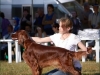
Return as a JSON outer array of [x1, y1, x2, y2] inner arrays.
[[11, 30, 92, 75]]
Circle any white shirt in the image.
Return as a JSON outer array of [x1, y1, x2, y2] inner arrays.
[[89, 12, 100, 28], [50, 33, 81, 68], [50, 33, 81, 51]]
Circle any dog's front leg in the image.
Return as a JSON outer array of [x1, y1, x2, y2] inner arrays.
[[29, 55, 41, 75], [39, 68, 43, 75], [23, 52, 41, 75]]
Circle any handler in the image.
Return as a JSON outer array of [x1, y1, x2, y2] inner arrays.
[[32, 17, 88, 75]]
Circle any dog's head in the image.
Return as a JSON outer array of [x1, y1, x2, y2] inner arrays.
[[11, 30, 29, 45]]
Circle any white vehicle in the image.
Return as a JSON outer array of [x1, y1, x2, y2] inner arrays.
[[0, 0, 84, 20]]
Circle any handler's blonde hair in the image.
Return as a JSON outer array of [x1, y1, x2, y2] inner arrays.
[[59, 17, 73, 29]]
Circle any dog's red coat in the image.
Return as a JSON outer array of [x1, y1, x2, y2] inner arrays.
[[11, 30, 92, 75]]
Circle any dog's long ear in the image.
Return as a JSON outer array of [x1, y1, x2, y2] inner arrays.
[[22, 31, 29, 40], [18, 32, 24, 45], [18, 30, 29, 45]]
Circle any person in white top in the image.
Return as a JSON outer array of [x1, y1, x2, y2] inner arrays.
[[88, 4, 100, 60], [32, 17, 88, 75], [35, 26, 47, 45], [88, 4, 100, 29]]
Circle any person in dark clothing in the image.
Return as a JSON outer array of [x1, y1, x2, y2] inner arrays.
[[81, 2, 93, 29], [34, 8, 45, 27], [71, 11, 81, 35], [52, 23, 59, 33], [25, 25, 34, 37], [20, 9, 32, 30], [0, 12, 10, 37], [34, 8, 45, 32], [0, 25, 14, 60], [0, 12, 2, 39], [42, 4, 56, 36]]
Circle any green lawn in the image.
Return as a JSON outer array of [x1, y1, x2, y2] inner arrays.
[[0, 61, 100, 75]]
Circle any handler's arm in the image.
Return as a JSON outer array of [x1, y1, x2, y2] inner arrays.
[[78, 42, 87, 51], [32, 37, 52, 43]]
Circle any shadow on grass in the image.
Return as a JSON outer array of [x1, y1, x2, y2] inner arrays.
[[82, 73, 100, 75], [93, 73, 100, 75], [42, 73, 100, 75]]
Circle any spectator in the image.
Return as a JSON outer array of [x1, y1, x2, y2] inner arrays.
[[42, 4, 56, 35], [35, 26, 47, 45], [71, 11, 81, 35], [1, 12, 11, 37], [87, 3, 100, 60], [20, 9, 32, 30], [50, 23, 59, 46], [34, 8, 45, 29], [52, 23, 59, 33], [88, 4, 100, 47], [0, 12, 2, 60], [0, 25, 14, 60], [25, 25, 34, 37], [34, 12, 39, 23], [35, 26, 47, 37], [0, 11, 2, 38], [88, 4, 100, 29], [80, 3, 93, 59], [81, 2, 93, 29], [13, 17, 20, 32]]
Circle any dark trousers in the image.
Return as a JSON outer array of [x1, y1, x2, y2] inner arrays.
[[0, 32, 2, 39], [0, 47, 8, 60], [45, 67, 81, 75], [20, 46, 24, 60], [0, 46, 15, 60], [87, 40, 95, 47]]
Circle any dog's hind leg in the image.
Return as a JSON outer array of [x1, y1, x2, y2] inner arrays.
[[60, 62, 81, 75], [65, 67, 81, 75]]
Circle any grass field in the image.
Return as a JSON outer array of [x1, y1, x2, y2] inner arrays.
[[0, 61, 100, 75]]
